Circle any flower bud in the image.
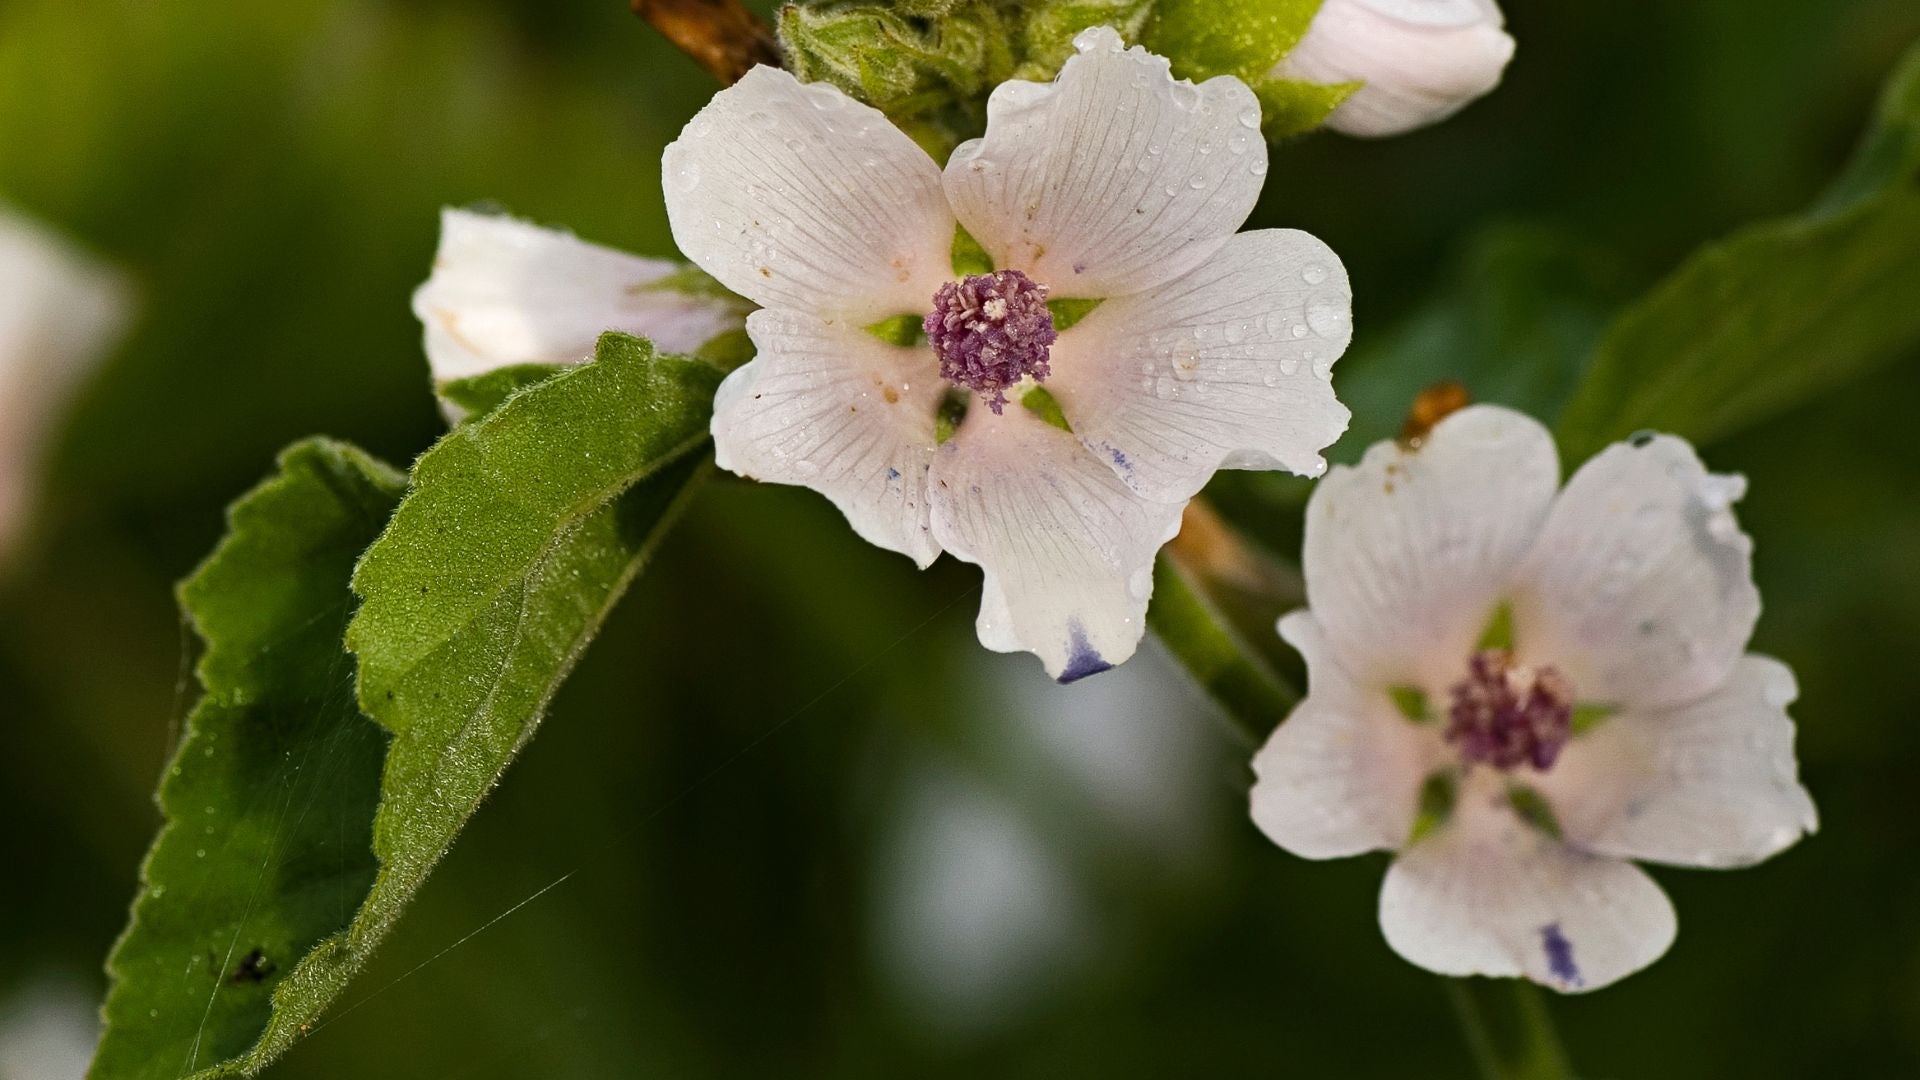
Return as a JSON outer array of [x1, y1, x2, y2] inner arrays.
[[1274, 0, 1514, 138]]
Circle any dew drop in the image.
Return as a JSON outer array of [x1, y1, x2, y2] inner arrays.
[[1250, 160, 1268, 176], [1290, 323, 1309, 339], [1279, 357, 1301, 376], [1188, 173, 1207, 189], [747, 110, 776, 128], [1302, 264, 1328, 285], [1238, 107, 1261, 129], [1306, 298, 1349, 338]]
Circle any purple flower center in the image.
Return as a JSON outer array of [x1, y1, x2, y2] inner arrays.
[[1445, 650, 1573, 772], [924, 270, 1057, 414]]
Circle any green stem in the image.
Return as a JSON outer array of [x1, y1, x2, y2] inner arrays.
[[1442, 978, 1576, 1080]]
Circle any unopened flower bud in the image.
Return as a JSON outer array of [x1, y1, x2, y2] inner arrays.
[[1275, 0, 1515, 138]]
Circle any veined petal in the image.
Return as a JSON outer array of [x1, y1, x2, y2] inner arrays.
[[1379, 788, 1676, 992], [928, 403, 1185, 681], [1251, 612, 1441, 858], [1513, 434, 1758, 711], [663, 67, 954, 322], [1537, 655, 1817, 869], [1048, 229, 1351, 502], [943, 26, 1267, 300], [411, 208, 738, 384], [0, 209, 131, 560], [1277, 0, 1515, 139], [714, 309, 944, 567], [1304, 405, 1558, 689]]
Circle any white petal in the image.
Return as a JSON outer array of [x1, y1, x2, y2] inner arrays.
[[1513, 434, 1758, 711], [1537, 655, 1817, 869], [411, 208, 738, 385], [1379, 789, 1676, 992], [663, 68, 954, 321], [1250, 612, 1441, 858], [1277, 0, 1515, 139], [943, 26, 1267, 299], [1303, 405, 1558, 688], [0, 209, 131, 561], [713, 309, 944, 567], [1048, 229, 1351, 502], [928, 403, 1185, 680]]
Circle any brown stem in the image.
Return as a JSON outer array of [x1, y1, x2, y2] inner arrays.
[[632, 0, 781, 86]]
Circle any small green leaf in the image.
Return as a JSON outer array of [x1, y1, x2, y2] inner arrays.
[[1012, 0, 1155, 77], [1021, 385, 1073, 431], [1507, 784, 1564, 841], [1570, 702, 1617, 735], [866, 312, 926, 347], [778, 0, 1015, 127], [92, 439, 405, 1079], [1555, 41, 1920, 460], [1409, 769, 1459, 844], [1389, 684, 1431, 723], [951, 222, 993, 276], [1476, 603, 1515, 652], [1046, 295, 1103, 332], [437, 362, 567, 419], [1147, 551, 1299, 744]]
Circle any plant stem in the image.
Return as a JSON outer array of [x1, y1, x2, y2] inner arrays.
[[1443, 978, 1576, 1080]]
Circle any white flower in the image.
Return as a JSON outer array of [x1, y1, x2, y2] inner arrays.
[[664, 27, 1352, 681], [0, 208, 131, 564], [1250, 405, 1816, 992], [411, 207, 742, 388], [1275, 0, 1515, 138]]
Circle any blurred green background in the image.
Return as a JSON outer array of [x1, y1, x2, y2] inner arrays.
[[4, 1, 1920, 1076]]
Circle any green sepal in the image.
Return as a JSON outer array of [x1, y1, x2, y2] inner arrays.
[[866, 312, 927, 347], [437, 363, 567, 420], [1507, 784, 1564, 841], [1021, 385, 1073, 432], [951, 222, 994, 276], [935, 387, 969, 443], [778, 1, 1015, 132], [1570, 702, 1618, 736], [1389, 684, 1431, 723], [1046, 295, 1104, 332], [1409, 769, 1459, 844], [1476, 603, 1515, 652], [1011, 0, 1156, 78], [1253, 76, 1357, 140]]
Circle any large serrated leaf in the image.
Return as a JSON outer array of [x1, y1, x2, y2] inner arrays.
[[91, 439, 405, 1080], [1554, 40, 1920, 460]]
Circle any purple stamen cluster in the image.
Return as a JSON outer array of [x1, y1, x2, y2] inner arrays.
[[924, 269, 1057, 413], [1445, 650, 1573, 772]]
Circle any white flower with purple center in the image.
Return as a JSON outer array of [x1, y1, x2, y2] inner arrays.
[[1250, 404, 1817, 992], [664, 27, 1353, 681]]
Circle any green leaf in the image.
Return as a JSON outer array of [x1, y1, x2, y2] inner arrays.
[[866, 312, 926, 347], [344, 333, 717, 973], [1012, 0, 1155, 78], [92, 439, 405, 1079], [437, 362, 566, 419], [1476, 603, 1514, 653], [951, 222, 993, 276], [1554, 41, 1920, 461], [1506, 784, 1563, 841], [1147, 550, 1298, 744], [1252, 75, 1357, 140]]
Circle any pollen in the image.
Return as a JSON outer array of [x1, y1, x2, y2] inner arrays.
[[1445, 650, 1574, 772], [924, 269, 1057, 414]]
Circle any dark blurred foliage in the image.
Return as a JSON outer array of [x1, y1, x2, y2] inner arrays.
[[3, 1, 1919, 1076]]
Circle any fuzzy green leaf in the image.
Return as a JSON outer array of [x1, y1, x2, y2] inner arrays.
[[91, 439, 405, 1079], [1555, 42, 1920, 460], [344, 332, 716, 954], [1012, 0, 1155, 77], [1144, 0, 1322, 82], [1253, 75, 1356, 139], [437, 363, 567, 420]]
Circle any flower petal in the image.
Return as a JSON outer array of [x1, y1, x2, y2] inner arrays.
[[663, 67, 954, 322], [1251, 612, 1441, 858], [1379, 790, 1676, 992], [1048, 229, 1351, 501], [1277, 0, 1515, 139], [1536, 655, 1817, 869], [943, 26, 1267, 300], [1513, 434, 1758, 711], [928, 403, 1185, 680], [713, 309, 944, 567], [411, 208, 738, 384], [1304, 405, 1559, 688]]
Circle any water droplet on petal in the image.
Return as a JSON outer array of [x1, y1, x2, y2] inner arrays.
[[1306, 298, 1349, 338], [1302, 265, 1328, 285], [1239, 107, 1261, 129]]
